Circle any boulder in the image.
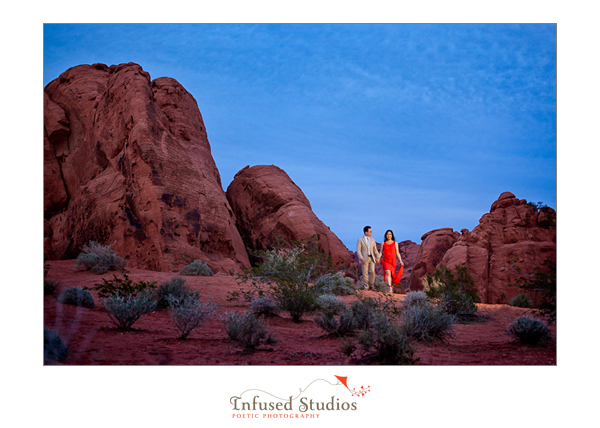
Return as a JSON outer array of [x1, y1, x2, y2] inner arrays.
[[409, 228, 460, 291], [226, 165, 353, 268], [44, 63, 250, 272]]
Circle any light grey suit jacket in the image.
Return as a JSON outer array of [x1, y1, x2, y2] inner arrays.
[[356, 236, 380, 262]]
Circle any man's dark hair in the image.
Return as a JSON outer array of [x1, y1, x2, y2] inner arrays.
[[363, 226, 371, 233]]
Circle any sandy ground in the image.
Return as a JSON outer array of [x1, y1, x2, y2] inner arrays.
[[43, 260, 556, 365]]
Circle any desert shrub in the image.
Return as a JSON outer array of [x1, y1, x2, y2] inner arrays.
[[231, 237, 332, 323], [401, 302, 455, 342], [314, 308, 355, 336], [508, 293, 533, 308], [59, 287, 96, 308], [512, 260, 556, 322], [44, 328, 68, 362], [221, 311, 276, 349], [155, 277, 198, 310], [348, 297, 380, 330], [44, 279, 60, 296], [180, 260, 214, 276], [101, 291, 157, 330], [403, 291, 429, 308], [354, 312, 417, 364], [250, 296, 280, 317], [169, 298, 218, 339], [74, 241, 126, 274], [351, 293, 402, 328], [435, 292, 478, 318], [316, 272, 357, 295], [317, 294, 347, 315], [90, 270, 156, 298], [423, 264, 479, 318], [506, 316, 552, 345]]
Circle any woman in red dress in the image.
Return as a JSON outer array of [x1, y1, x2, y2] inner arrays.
[[379, 229, 404, 293]]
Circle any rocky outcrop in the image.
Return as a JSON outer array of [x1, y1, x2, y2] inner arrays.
[[440, 192, 556, 304], [226, 165, 353, 268], [43, 63, 250, 272], [409, 228, 460, 291], [396, 240, 420, 290]]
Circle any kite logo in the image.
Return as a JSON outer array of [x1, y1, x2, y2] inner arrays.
[[334, 375, 371, 397]]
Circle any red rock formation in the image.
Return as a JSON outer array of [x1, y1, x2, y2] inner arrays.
[[409, 228, 461, 291], [396, 240, 420, 290], [226, 165, 353, 268], [44, 63, 250, 272], [441, 192, 556, 304]]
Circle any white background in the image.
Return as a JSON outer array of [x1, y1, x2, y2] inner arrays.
[[2, 1, 597, 427]]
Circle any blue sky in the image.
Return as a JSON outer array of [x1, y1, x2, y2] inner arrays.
[[44, 24, 556, 250]]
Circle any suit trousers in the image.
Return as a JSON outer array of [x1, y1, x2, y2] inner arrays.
[[361, 255, 376, 286]]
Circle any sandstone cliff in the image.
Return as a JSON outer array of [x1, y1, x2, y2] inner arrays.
[[44, 63, 250, 272]]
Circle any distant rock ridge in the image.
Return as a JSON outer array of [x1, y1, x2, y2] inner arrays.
[[226, 165, 353, 268], [409, 192, 556, 304]]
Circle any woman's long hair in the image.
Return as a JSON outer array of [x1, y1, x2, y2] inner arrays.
[[383, 229, 395, 242]]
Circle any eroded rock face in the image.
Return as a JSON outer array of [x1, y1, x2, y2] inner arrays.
[[226, 165, 353, 268], [396, 240, 420, 290], [44, 63, 250, 272], [409, 228, 460, 291], [441, 192, 556, 304]]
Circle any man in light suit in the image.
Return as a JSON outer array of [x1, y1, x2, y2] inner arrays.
[[356, 225, 380, 289]]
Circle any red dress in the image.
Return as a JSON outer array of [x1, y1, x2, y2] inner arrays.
[[381, 241, 403, 285]]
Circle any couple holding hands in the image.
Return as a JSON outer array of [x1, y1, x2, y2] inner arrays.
[[356, 225, 404, 293]]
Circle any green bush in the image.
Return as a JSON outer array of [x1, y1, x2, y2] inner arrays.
[[512, 260, 556, 322], [507, 316, 552, 345], [435, 292, 478, 317], [44, 279, 60, 296], [74, 241, 126, 274], [233, 238, 332, 323], [90, 270, 156, 298], [423, 264, 479, 317], [180, 260, 214, 276], [355, 312, 417, 364], [250, 296, 280, 317], [316, 272, 357, 295], [44, 328, 68, 362], [508, 293, 533, 308], [59, 287, 95, 308], [155, 277, 198, 310], [101, 291, 157, 330], [221, 311, 276, 349], [401, 302, 455, 342], [169, 298, 218, 339]]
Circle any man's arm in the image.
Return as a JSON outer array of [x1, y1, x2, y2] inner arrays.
[[356, 238, 365, 263]]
